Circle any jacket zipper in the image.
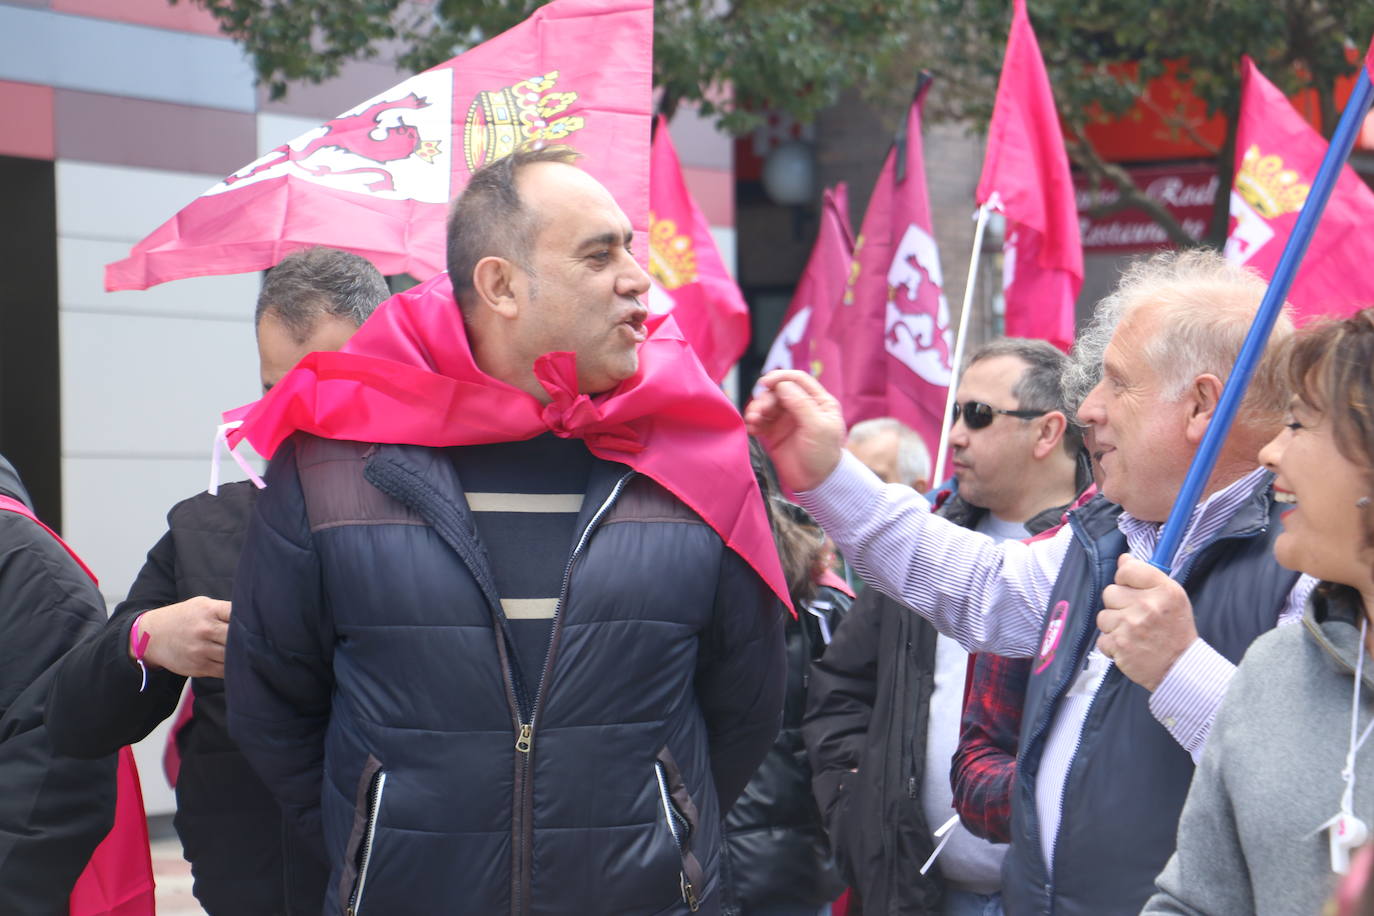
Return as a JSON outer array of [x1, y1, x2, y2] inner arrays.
[[510, 471, 635, 915], [1035, 513, 1109, 887], [654, 761, 700, 911], [1042, 522, 1268, 880], [654, 762, 686, 850], [345, 770, 387, 916]]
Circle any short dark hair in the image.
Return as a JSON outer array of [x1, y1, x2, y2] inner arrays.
[[446, 144, 583, 315], [966, 337, 1083, 456], [255, 247, 389, 342]]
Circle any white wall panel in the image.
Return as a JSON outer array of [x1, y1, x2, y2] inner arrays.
[[56, 160, 222, 243], [59, 237, 260, 320], [256, 112, 327, 156], [59, 310, 258, 457]]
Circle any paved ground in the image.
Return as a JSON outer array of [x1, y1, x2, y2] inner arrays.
[[150, 834, 206, 916]]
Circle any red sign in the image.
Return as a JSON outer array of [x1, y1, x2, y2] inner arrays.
[[1075, 164, 1217, 253]]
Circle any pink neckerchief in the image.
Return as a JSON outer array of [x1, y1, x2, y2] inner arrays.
[[225, 272, 791, 614]]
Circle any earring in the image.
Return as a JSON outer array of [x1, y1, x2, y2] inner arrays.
[[1358, 497, 1371, 509]]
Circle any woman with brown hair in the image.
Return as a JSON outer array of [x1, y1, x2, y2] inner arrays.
[[1144, 310, 1374, 914]]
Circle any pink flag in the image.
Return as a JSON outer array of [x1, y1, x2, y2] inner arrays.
[[646, 117, 751, 382], [105, 0, 652, 291], [761, 184, 854, 398], [827, 82, 952, 450], [1224, 57, 1374, 322], [975, 0, 1081, 351]]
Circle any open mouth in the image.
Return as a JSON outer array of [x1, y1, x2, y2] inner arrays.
[[1273, 489, 1296, 505]]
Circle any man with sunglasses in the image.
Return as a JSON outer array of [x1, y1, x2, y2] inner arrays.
[[805, 339, 1088, 916], [752, 251, 1311, 916]]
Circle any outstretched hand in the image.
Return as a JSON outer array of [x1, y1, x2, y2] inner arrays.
[[1096, 555, 1198, 692], [134, 596, 231, 679], [744, 370, 847, 493]]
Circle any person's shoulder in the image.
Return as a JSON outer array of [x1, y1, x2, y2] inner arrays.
[[0, 503, 67, 555], [292, 434, 374, 468], [1229, 622, 1309, 698], [0, 506, 103, 616], [607, 473, 707, 527], [166, 481, 259, 531]]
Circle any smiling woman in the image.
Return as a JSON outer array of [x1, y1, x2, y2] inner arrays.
[[1144, 310, 1374, 916]]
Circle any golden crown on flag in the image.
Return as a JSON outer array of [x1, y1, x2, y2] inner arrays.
[[463, 71, 587, 172], [415, 140, 443, 163], [1234, 144, 1310, 219], [842, 236, 864, 307], [649, 212, 698, 290]]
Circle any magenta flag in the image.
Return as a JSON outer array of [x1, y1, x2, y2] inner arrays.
[[646, 117, 750, 382], [1224, 57, 1374, 322], [827, 83, 952, 448], [105, 0, 652, 291], [975, 0, 1081, 351], [760, 184, 854, 397]]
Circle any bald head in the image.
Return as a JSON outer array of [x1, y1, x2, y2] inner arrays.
[[446, 145, 584, 316]]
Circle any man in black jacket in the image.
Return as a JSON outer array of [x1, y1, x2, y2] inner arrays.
[[0, 454, 116, 913], [47, 246, 389, 915], [225, 145, 787, 914], [803, 340, 1088, 915]]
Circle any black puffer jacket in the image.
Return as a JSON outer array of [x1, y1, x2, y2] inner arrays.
[[720, 584, 851, 913], [0, 455, 115, 914], [226, 436, 787, 915], [803, 488, 1081, 915], [48, 481, 326, 914]]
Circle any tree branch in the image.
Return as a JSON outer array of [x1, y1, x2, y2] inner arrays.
[[1063, 122, 1200, 249], [1136, 92, 1222, 157]]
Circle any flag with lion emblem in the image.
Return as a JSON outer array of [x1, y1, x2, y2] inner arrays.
[[105, 0, 652, 291]]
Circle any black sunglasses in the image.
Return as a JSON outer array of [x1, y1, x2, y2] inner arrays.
[[952, 400, 1048, 430]]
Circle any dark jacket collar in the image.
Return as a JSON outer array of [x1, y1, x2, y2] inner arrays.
[[938, 449, 1095, 537]]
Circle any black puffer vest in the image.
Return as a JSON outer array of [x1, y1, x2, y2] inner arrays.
[[1004, 484, 1300, 916]]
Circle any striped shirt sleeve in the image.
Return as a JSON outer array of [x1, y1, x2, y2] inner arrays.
[[797, 451, 1070, 657], [1147, 573, 1317, 761]]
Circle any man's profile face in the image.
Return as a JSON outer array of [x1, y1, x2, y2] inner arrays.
[[947, 354, 1041, 516], [257, 310, 359, 391], [512, 162, 651, 396], [1076, 308, 1194, 521]]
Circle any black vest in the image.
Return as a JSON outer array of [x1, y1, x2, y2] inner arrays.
[[1003, 483, 1300, 916]]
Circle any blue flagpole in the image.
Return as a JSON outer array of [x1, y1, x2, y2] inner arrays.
[[1151, 68, 1374, 572]]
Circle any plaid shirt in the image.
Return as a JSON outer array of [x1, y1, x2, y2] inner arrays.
[[949, 487, 1096, 844], [952, 652, 1029, 843]]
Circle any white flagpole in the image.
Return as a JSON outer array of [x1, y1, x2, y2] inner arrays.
[[931, 200, 993, 485]]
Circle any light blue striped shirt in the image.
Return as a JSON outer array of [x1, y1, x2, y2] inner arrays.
[[798, 452, 1314, 867]]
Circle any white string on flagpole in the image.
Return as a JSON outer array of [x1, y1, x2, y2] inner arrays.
[[931, 199, 994, 485]]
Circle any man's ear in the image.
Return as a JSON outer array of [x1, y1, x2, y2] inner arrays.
[[471, 256, 519, 318], [1185, 373, 1225, 445], [1031, 410, 1068, 460]]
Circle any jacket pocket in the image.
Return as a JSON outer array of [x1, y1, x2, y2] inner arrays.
[[339, 755, 386, 916], [654, 746, 706, 912]]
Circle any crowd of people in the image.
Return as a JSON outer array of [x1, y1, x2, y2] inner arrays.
[[3, 144, 1374, 916]]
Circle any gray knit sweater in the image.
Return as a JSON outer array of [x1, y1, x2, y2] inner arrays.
[[1143, 586, 1374, 915]]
